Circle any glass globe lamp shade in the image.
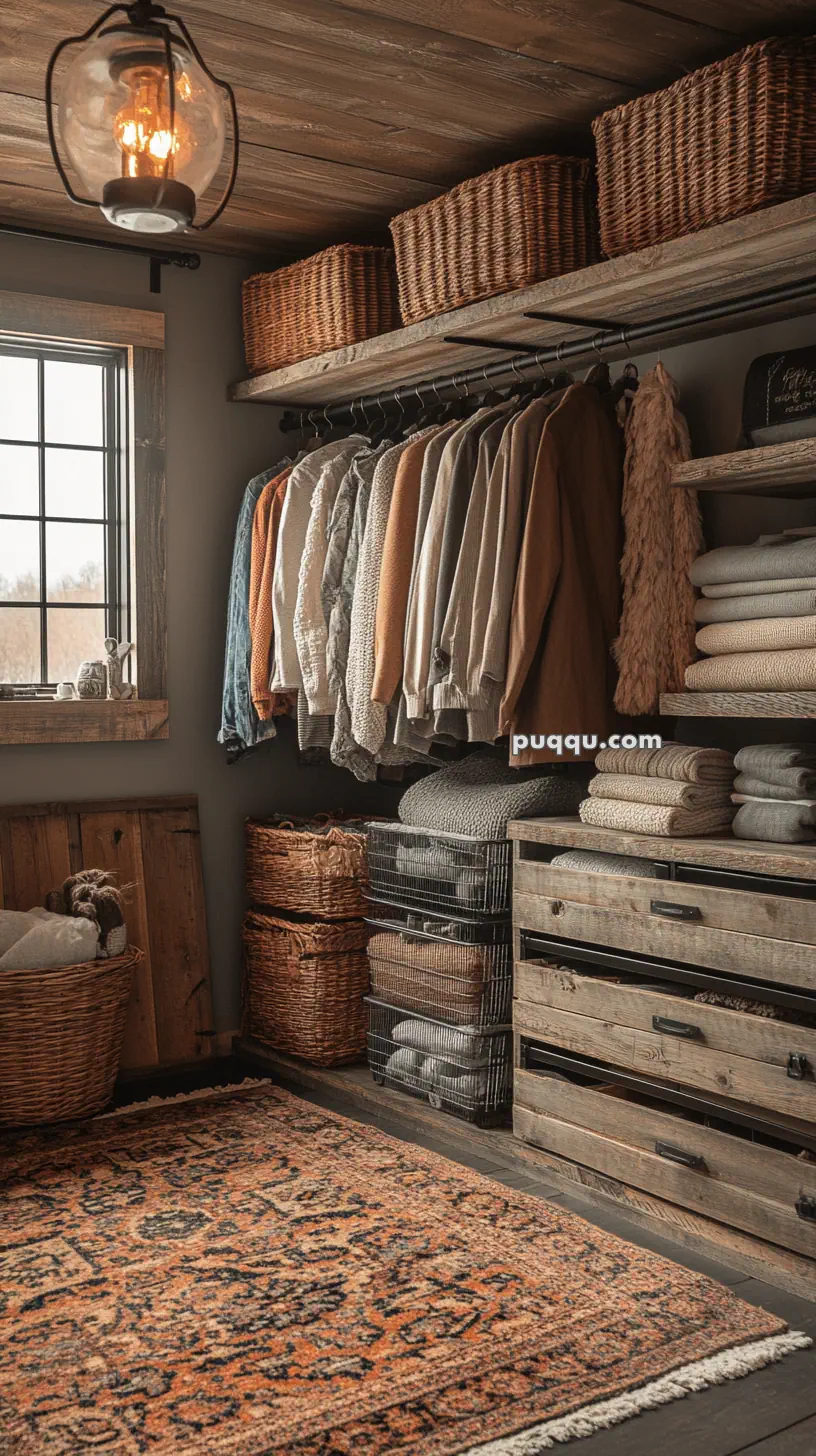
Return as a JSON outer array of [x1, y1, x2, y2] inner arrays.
[[58, 25, 226, 233]]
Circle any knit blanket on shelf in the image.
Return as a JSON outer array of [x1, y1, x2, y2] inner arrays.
[[702, 575, 816, 598], [594, 742, 734, 786], [690, 537, 816, 588], [696, 615, 816, 656], [735, 743, 816, 780], [579, 796, 735, 838], [734, 771, 816, 800], [695, 589, 816, 624], [398, 752, 584, 839], [733, 800, 816, 844], [587, 773, 729, 810], [550, 849, 660, 878], [685, 648, 816, 693]]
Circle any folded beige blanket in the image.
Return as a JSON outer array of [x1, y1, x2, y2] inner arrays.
[[702, 575, 816, 599], [695, 615, 816, 656], [690, 538, 816, 588], [695, 590, 816, 624], [579, 796, 735, 838], [732, 793, 816, 806], [588, 773, 730, 810], [595, 742, 734, 785], [685, 648, 816, 692]]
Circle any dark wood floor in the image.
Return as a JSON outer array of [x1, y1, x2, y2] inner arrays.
[[116, 1058, 816, 1456]]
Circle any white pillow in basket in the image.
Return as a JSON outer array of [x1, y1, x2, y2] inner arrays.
[[0, 909, 99, 971]]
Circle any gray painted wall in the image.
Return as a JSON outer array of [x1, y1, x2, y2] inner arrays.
[[0, 233, 396, 1033]]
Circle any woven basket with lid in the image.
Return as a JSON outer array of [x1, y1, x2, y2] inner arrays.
[[593, 36, 816, 257], [245, 815, 371, 920], [389, 155, 600, 325]]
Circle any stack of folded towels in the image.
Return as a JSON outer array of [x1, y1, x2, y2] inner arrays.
[[731, 742, 816, 843], [686, 535, 816, 692], [579, 742, 735, 838]]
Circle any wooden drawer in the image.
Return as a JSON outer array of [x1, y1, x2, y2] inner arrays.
[[515, 960, 816, 1121], [514, 1061, 816, 1259], [514, 858, 816, 991]]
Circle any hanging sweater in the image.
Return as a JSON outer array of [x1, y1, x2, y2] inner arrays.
[[371, 428, 443, 708], [327, 446, 384, 779], [295, 441, 365, 714], [270, 437, 364, 693], [500, 384, 624, 766], [248, 468, 293, 721]]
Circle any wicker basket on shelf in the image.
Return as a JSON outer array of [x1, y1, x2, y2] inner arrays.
[[243, 910, 369, 1066], [593, 36, 816, 258], [389, 155, 600, 325], [242, 244, 400, 375], [245, 815, 371, 920], [0, 948, 140, 1126]]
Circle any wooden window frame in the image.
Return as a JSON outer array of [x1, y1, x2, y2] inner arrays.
[[0, 291, 167, 744]]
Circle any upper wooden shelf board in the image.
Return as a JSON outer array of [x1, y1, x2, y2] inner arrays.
[[659, 690, 816, 718], [230, 194, 816, 407], [673, 438, 816, 497], [507, 814, 816, 881]]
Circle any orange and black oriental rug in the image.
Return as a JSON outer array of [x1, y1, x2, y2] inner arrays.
[[0, 1083, 808, 1454]]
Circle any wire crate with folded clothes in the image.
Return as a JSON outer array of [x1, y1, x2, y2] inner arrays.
[[365, 823, 512, 916], [366, 996, 512, 1126], [366, 902, 512, 1027]]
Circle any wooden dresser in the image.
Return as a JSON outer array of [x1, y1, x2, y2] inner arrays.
[[509, 815, 816, 1298]]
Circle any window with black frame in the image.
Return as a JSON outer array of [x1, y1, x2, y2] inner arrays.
[[0, 340, 130, 693]]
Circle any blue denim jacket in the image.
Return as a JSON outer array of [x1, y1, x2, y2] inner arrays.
[[219, 469, 280, 756]]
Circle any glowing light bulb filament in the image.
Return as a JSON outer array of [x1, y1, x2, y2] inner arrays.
[[115, 66, 182, 179]]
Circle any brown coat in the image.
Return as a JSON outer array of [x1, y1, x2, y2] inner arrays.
[[499, 384, 623, 765]]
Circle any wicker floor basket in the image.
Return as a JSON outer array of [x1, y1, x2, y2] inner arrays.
[[0, 948, 140, 1127], [242, 245, 400, 376], [245, 816, 370, 920], [593, 36, 816, 257], [243, 910, 369, 1066], [389, 155, 600, 325]]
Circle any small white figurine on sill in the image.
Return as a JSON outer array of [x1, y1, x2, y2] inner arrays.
[[104, 638, 134, 700]]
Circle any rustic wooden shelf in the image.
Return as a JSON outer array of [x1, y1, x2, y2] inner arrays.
[[230, 194, 816, 407], [660, 690, 816, 718], [673, 438, 816, 497]]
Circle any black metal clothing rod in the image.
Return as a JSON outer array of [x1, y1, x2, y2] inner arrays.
[[278, 272, 816, 432]]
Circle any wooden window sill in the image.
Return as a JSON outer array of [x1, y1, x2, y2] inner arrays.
[[0, 699, 169, 745]]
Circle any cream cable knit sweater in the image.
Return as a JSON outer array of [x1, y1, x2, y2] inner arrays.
[[294, 439, 365, 713]]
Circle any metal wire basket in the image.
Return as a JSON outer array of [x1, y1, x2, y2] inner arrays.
[[366, 823, 511, 916], [366, 903, 512, 1027], [366, 996, 512, 1126]]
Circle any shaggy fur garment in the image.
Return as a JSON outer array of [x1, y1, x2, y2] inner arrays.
[[45, 869, 127, 957], [614, 363, 702, 713]]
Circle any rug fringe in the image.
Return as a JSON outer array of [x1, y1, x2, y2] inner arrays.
[[97, 1078, 272, 1119], [462, 1332, 812, 1453]]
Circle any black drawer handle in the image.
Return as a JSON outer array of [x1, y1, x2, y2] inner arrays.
[[656, 1140, 707, 1171], [796, 1195, 816, 1223], [651, 900, 702, 922], [652, 1015, 702, 1040]]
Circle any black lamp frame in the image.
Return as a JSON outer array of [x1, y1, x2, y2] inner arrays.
[[45, 0, 239, 231]]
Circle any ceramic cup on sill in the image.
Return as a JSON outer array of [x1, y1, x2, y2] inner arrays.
[[55, 682, 77, 701]]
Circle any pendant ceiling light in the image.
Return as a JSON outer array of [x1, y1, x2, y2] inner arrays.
[[45, 0, 239, 235]]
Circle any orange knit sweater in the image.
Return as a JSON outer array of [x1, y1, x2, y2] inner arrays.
[[249, 470, 294, 720]]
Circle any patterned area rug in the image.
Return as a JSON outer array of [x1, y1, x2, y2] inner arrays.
[[0, 1083, 807, 1455]]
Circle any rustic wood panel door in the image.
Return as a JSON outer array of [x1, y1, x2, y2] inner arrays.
[[0, 795, 214, 1073]]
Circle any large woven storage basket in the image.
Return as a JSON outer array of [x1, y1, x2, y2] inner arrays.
[[389, 155, 600, 325], [242, 245, 400, 375], [245, 815, 370, 920], [0, 947, 140, 1126], [593, 36, 816, 258], [243, 910, 369, 1066]]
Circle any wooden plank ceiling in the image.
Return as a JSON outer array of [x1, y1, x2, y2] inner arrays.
[[0, 0, 813, 261]]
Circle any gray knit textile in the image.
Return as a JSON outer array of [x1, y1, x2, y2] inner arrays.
[[398, 752, 584, 840], [550, 849, 659, 878], [733, 800, 816, 843]]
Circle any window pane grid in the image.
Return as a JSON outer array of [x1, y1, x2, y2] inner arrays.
[[0, 340, 128, 689]]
